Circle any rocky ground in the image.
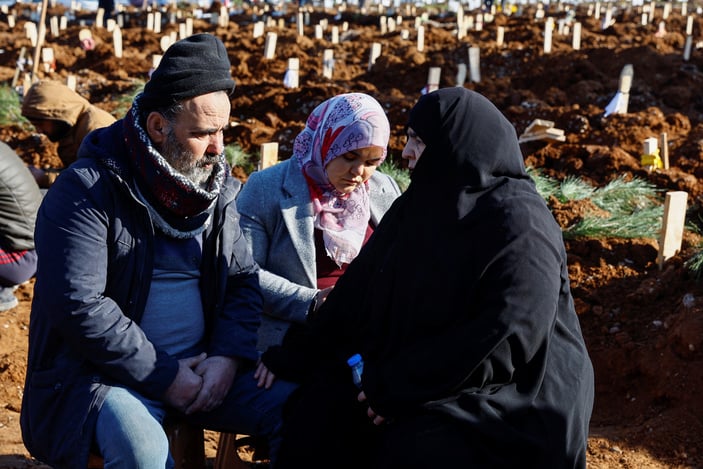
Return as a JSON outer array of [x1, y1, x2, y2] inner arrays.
[[1, 0, 703, 467]]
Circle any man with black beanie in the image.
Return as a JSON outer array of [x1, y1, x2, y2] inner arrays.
[[21, 33, 297, 468]]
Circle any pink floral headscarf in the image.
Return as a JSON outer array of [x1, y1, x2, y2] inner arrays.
[[294, 93, 390, 267]]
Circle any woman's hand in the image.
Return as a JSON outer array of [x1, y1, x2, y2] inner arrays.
[[358, 390, 386, 425], [254, 359, 276, 389]]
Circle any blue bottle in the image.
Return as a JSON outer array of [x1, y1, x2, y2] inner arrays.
[[346, 353, 364, 388]]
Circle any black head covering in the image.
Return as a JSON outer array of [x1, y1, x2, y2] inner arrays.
[[141, 33, 235, 109], [280, 88, 594, 467], [406, 87, 533, 218]]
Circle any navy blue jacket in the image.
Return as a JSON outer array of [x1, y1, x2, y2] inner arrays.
[[20, 120, 262, 468]]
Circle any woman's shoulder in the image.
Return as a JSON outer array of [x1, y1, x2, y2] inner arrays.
[[369, 170, 401, 194]]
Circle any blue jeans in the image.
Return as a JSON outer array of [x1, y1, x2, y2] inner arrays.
[[95, 369, 297, 469]]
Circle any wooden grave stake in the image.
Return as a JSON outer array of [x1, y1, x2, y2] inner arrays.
[[31, 0, 47, 81], [179, 23, 187, 40], [296, 12, 304, 36], [41, 47, 54, 73], [66, 74, 76, 91], [457, 7, 465, 39], [663, 1, 671, 19], [572, 22, 581, 50], [331, 25, 339, 44], [379, 16, 387, 35], [259, 142, 279, 170], [284, 58, 299, 88], [147, 12, 154, 31], [455, 62, 467, 86], [253, 21, 264, 38], [681, 2, 687, 16], [686, 15, 694, 36], [417, 25, 424, 52], [49, 16, 59, 36], [160, 35, 174, 52], [425, 67, 440, 93], [11, 46, 27, 89], [113, 25, 123, 58], [657, 191, 688, 270], [496, 26, 504, 46], [468, 46, 480, 83], [264, 32, 277, 60], [617, 64, 633, 114], [640, 136, 662, 171], [96, 7, 105, 28], [400, 29, 409, 40], [23, 73, 32, 96], [24, 22, 37, 47], [7, 13, 15, 28], [660, 132, 669, 169], [152, 54, 162, 70], [314, 24, 323, 39], [543, 17, 553, 54], [186, 18, 193, 37], [368, 42, 381, 71], [322, 49, 334, 79], [684, 35, 693, 61], [219, 6, 228, 28], [388, 17, 396, 33], [107, 18, 116, 32], [475, 13, 483, 31]]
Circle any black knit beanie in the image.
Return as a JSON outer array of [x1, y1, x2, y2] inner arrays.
[[141, 33, 235, 108]]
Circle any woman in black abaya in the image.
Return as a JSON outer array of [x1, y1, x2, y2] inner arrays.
[[266, 88, 595, 469]]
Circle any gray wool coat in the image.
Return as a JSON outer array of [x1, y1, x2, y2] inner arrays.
[[237, 158, 401, 351]]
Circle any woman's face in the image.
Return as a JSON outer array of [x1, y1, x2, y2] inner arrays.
[[402, 127, 426, 170], [325, 146, 384, 194]]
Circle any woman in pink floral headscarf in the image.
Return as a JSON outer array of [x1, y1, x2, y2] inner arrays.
[[237, 93, 401, 355]]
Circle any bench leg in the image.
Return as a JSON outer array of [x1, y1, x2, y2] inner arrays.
[[213, 432, 252, 469]]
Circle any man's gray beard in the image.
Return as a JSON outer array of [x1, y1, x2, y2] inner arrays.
[[161, 129, 218, 189]]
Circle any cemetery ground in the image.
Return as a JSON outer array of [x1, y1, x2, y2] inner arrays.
[[2, 0, 703, 467]]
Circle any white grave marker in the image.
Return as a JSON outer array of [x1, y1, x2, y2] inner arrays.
[[455, 62, 467, 86], [368, 42, 381, 71], [66, 74, 76, 91], [113, 25, 122, 58], [469, 46, 481, 82], [417, 25, 425, 52], [95, 8, 105, 28], [572, 22, 581, 50], [284, 57, 299, 88], [264, 32, 277, 59], [323, 49, 334, 79], [496, 26, 504, 46], [543, 17, 553, 53], [253, 21, 264, 38], [425, 67, 440, 93]]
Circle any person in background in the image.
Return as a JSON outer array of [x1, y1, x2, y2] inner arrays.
[[236, 92, 401, 359], [0, 142, 42, 312], [20, 33, 295, 469], [263, 87, 595, 468], [21, 80, 115, 188]]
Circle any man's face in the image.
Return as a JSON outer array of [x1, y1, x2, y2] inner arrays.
[[158, 91, 231, 187], [30, 119, 63, 142]]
